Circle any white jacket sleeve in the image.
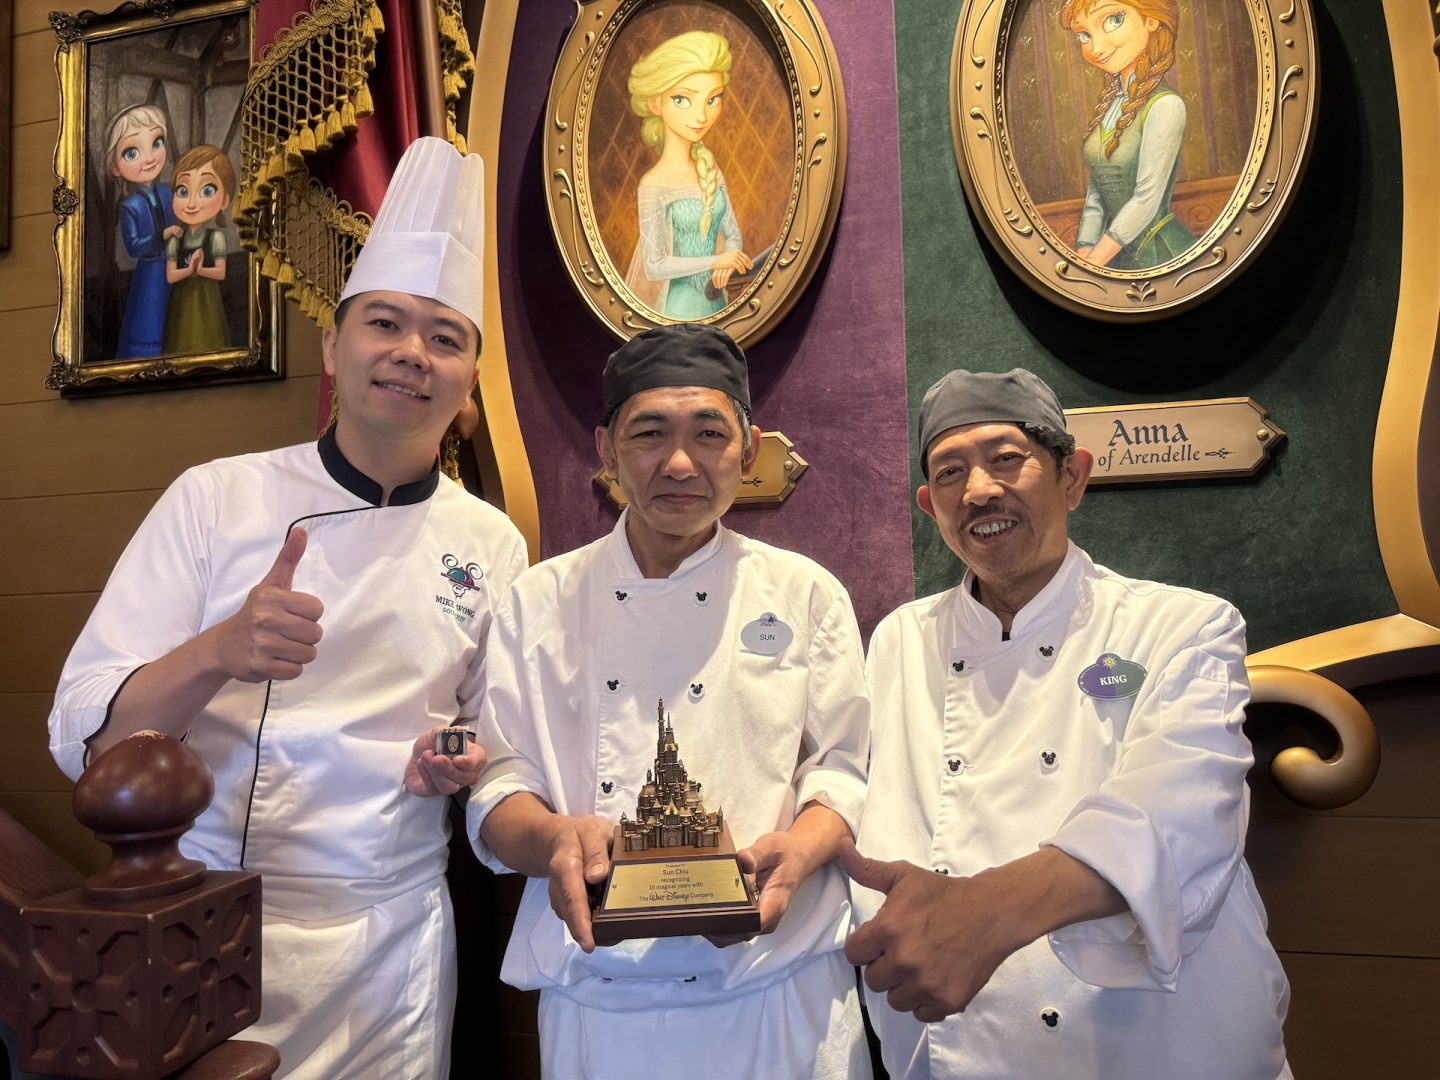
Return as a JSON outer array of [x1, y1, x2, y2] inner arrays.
[[1042, 602, 1252, 991], [48, 468, 219, 780], [466, 594, 556, 872], [792, 588, 871, 836]]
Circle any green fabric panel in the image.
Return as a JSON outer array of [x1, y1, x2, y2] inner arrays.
[[897, 0, 1402, 652]]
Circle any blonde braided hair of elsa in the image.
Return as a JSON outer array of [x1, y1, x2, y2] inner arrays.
[[1059, 0, 1178, 160], [629, 31, 732, 236]]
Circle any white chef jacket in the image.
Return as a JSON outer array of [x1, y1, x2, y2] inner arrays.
[[49, 430, 528, 1079], [468, 513, 871, 1054], [854, 542, 1290, 1080]]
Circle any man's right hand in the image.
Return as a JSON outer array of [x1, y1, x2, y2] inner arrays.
[[546, 814, 613, 954], [209, 528, 324, 682]]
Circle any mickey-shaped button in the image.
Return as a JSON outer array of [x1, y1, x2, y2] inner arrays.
[[1039, 748, 1058, 771], [952, 660, 965, 673], [614, 590, 628, 603], [1040, 1007, 1062, 1031], [694, 591, 709, 606], [688, 682, 704, 700], [947, 758, 964, 774], [600, 780, 614, 795], [933, 867, 950, 875], [1037, 644, 1057, 662], [606, 678, 620, 692]]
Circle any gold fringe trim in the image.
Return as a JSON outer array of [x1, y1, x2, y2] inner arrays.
[[237, 0, 475, 325]]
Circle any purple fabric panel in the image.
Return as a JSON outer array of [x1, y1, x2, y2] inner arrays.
[[494, 0, 913, 637]]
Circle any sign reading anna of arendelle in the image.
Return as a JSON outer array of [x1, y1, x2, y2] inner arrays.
[[1065, 398, 1285, 485]]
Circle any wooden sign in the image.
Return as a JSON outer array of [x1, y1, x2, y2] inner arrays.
[[1067, 398, 1285, 485]]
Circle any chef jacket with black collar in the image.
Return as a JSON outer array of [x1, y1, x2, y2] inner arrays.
[[854, 542, 1291, 1080], [49, 430, 528, 1078], [468, 512, 871, 1014]]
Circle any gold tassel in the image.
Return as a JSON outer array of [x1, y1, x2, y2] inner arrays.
[[355, 83, 374, 117]]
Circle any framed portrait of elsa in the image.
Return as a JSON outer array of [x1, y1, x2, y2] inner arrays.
[[952, 0, 1317, 320], [544, 0, 846, 347], [47, 0, 283, 395]]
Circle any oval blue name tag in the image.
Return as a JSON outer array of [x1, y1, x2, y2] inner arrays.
[[741, 612, 793, 656], [1078, 653, 1147, 699]]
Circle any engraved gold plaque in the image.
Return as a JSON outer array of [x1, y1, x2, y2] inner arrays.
[[604, 856, 752, 911]]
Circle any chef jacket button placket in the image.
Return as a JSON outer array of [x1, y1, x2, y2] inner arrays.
[[600, 780, 614, 796], [1040, 1007, 1062, 1031], [1039, 748, 1059, 771], [945, 756, 971, 776], [605, 677, 622, 693]]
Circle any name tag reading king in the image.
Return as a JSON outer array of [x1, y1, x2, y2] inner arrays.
[[602, 856, 752, 912]]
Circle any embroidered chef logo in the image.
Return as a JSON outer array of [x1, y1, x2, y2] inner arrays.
[[1077, 653, 1148, 700], [435, 554, 482, 623], [741, 612, 793, 656]]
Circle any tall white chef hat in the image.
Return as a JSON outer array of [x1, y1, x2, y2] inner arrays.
[[339, 136, 485, 337]]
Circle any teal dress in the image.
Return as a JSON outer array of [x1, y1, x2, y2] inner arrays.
[[662, 188, 731, 319], [1078, 85, 1196, 271], [627, 178, 743, 318]]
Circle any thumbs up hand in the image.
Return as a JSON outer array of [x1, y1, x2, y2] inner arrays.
[[210, 528, 325, 682], [840, 838, 1021, 1023]]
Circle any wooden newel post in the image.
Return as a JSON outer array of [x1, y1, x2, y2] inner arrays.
[[14, 732, 277, 1079]]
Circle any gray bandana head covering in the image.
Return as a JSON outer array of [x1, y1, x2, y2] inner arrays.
[[917, 367, 1074, 478], [601, 323, 751, 424]]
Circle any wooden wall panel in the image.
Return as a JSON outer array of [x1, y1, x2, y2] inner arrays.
[[1, 791, 106, 872], [1247, 815, 1440, 958], [0, 305, 65, 406], [0, 213, 58, 310], [0, 375, 321, 499], [1281, 953, 1440, 1080], [11, 120, 58, 220], [0, 594, 96, 693], [12, 27, 61, 128], [0, 490, 159, 595], [0, 693, 73, 793]]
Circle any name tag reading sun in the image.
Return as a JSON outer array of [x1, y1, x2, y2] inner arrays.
[[741, 612, 793, 656]]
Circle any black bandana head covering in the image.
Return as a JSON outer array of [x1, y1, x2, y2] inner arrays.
[[917, 367, 1075, 478], [601, 323, 751, 425]]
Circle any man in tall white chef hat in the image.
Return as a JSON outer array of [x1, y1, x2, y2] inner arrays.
[[468, 323, 874, 1078], [843, 367, 1291, 1079], [49, 137, 527, 1079]]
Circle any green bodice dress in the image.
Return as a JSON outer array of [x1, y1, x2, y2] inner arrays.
[[163, 227, 228, 354], [1082, 86, 1196, 271]]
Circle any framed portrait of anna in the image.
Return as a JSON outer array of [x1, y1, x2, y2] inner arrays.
[[545, 0, 846, 347], [952, 0, 1318, 320]]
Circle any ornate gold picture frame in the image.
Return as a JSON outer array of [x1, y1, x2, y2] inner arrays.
[[951, 0, 1317, 321], [48, 0, 283, 395], [544, 0, 846, 347]]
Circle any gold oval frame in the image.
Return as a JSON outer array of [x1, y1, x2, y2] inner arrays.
[[950, 0, 1318, 321], [544, 0, 846, 347]]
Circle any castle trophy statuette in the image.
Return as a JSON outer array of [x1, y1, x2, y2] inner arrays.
[[590, 700, 761, 946]]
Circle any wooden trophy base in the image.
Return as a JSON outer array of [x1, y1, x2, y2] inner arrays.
[[590, 822, 761, 947]]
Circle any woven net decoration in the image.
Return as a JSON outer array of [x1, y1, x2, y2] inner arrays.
[[236, 0, 475, 329]]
